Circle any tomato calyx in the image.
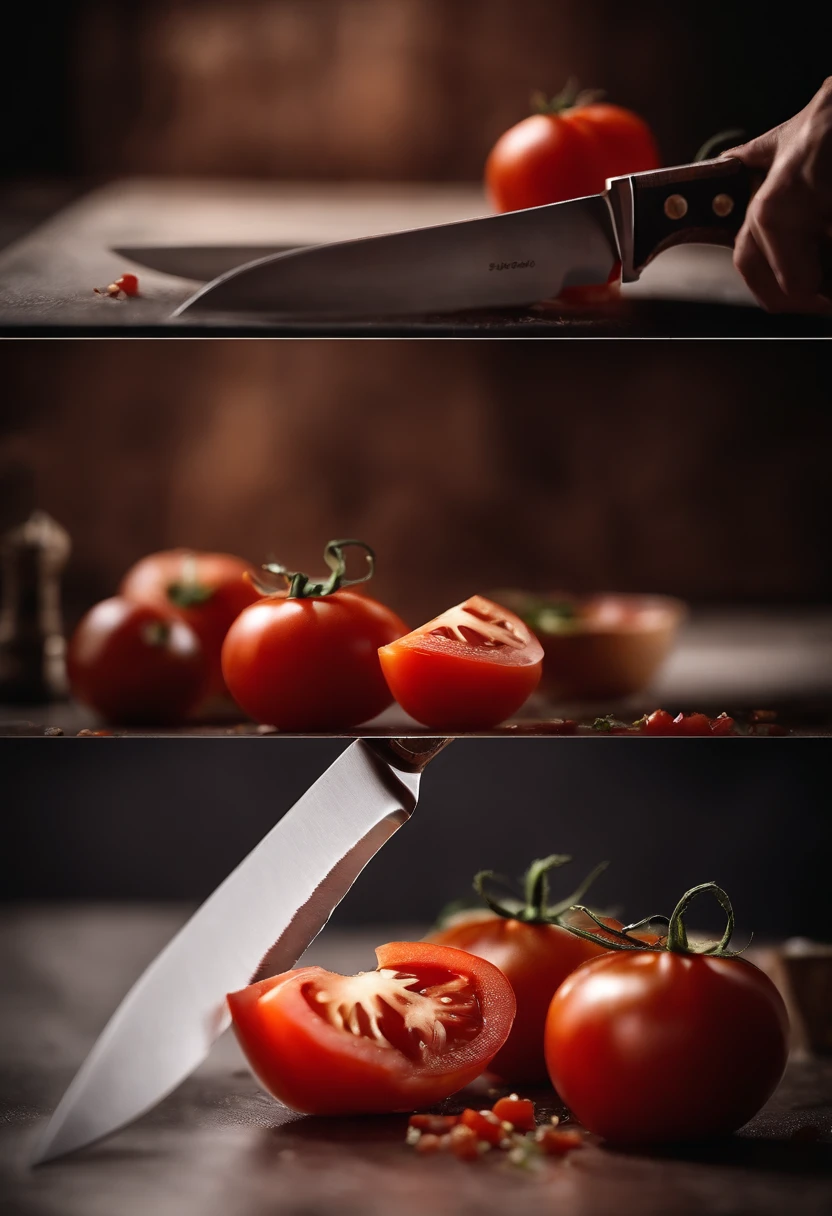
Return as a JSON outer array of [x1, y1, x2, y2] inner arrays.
[[248, 538, 375, 600], [531, 78, 605, 116], [165, 554, 216, 608], [563, 881, 749, 959], [473, 853, 609, 927]]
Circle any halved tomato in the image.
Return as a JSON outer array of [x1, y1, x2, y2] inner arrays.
[[227, 941, 516, 1115], [378, 595, 543, 729]]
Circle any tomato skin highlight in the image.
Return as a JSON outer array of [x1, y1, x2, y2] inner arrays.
[[67, 597, 206, 724], [221, 589, 407, 730], [121, 549, 261, 700], [486, 102, 659, 214], [544, 950, 789, 1143], [379, 595, 543, 730], [429, 910, 627, 1083], [228, 942, 516, 1116]]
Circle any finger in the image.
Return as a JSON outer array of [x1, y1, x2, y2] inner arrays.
[[733, 224, 792, 311], [748, 189, 822, 300], [722, 126, 784, 169]]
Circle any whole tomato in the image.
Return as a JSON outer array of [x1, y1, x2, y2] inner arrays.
[[486, 84, 661, 213], [68, 597, 206, 724], [428, 855, 655, 1083], [121, 549, 261, 701], [545, 882, 790, 1143], [221, 540, 407, 730]]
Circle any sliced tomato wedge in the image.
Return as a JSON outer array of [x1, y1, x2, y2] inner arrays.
[[227, 941, 516, 1115], [378, 595, 543, 729]]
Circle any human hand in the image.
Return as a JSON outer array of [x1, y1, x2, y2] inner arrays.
[[724, 79, 832, 312]]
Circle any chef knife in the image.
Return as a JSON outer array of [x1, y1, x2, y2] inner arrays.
[[172, 157, 755, 318], [32, 736, 451, 1164], [112, 244, 310, 282]]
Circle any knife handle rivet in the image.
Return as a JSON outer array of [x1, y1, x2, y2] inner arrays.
[[712, 193, 734, 218], [664, 194, 688, 220]]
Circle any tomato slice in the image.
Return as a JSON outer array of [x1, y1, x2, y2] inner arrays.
[[227, 941, 516, 1115], [378, 595, 543, 729]]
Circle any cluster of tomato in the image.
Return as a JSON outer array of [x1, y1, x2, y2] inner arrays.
[[67, 543, 545, 729], [226, 866, 790, 1152], [406, 1099, 584, 1166]]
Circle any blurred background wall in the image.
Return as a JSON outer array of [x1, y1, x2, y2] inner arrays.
[[1, 339, 831, 631], [4, 1, 830, 185]]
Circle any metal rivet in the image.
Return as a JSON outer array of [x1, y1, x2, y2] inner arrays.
[[712, 193, 734, 218], [664, 194, 688, 220]]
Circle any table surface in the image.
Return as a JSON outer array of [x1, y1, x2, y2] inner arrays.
[[1, 178, 830, 336], [4, 607, 831, 736], [1, 906, 830, 1216]]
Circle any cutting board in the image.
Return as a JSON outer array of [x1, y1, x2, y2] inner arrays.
[[1, 179, 830, 336]]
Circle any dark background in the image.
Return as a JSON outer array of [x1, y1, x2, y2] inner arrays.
[[2, 1, 830, 247], [3, 738, 830, 940], [4, 1, 830, 182]]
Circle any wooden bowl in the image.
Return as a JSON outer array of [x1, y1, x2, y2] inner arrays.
[[492, 591, 686, 701]]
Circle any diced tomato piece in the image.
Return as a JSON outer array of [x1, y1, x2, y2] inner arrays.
[[114, 273, 140, 296], [673, 712, 712, 736], [536, 1128, 585, 1156], [408, 1114, 459, 1134], [491, 1095, 536, 1131], [640, 709, 677, 735], [459, 1107, 505, 1145], [448, 1124, 481, 1160], [415, 1132, 444, 1154], [710, 713, 736, 736]]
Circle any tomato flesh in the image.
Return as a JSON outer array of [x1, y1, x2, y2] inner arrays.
[[545, 950, 789, 1143], [228, 941, 516, 1115], [379, 595, 543, 729]]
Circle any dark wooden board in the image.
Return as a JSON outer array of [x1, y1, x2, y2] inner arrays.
[[1, 908, 830, 1216], [1, 179, 829, 336]]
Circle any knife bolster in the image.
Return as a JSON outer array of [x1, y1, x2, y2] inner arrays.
[[607, 157, 753, 281]]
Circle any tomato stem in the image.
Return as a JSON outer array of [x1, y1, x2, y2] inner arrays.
[[249, 539, 376, 600], [563, 881, 747, 957], [166, 554, 215, 608], [531, 79, 605, 116], [474, 855, 608, 925]]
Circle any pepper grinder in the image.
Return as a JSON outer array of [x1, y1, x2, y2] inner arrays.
[[0, 511, 71, 702]]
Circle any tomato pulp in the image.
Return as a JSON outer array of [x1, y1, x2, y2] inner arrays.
[[228, 942, 516, 1115], [379, 595, 543, 729]]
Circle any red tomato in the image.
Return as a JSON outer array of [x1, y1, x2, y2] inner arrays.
[[121, 549, 261, 700], [640, 709, 737, 736], [545, 948, 789, 1143], [429, 907, 639, 1083], [221, 588, 407, 729], [227, 941, 517, 1115], [491, 1095, 536, 1131], [114, 273, 140, 297], [67, 597, 205, 724], [378, 595, 543, 730], [486, 95, 660, 213]]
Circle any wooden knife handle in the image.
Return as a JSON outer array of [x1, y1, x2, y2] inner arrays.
[[607, 157, 754, 280]]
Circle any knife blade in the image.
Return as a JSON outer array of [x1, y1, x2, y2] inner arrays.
[[32, 736, 450, 1164], [112, 245, 309, 282], [172, 157, 753, 319]]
